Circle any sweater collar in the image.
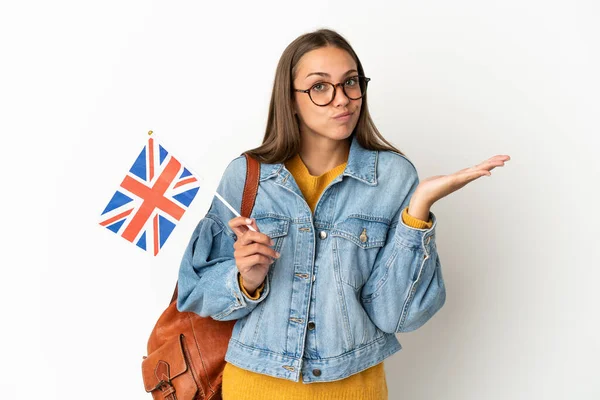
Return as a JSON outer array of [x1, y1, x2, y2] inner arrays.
[[259, 134, 378, 186]]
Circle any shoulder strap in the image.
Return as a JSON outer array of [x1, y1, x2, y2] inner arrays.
[[169, 153, 261, 304], [241, 153, 260, 218]]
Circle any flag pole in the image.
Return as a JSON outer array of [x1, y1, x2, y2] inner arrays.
[[214, 192, 257, 232]]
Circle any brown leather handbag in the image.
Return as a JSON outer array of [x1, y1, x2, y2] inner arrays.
[[142, 153, 261, 400]]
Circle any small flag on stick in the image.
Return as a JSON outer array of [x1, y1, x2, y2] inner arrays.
[[99, 131, 200, 256]]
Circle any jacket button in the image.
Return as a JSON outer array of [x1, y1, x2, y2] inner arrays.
[[312, 368, 322, 376], [307, 321, 315, 330], [319, 231, 327, 239], [359, 228, 367, 243]]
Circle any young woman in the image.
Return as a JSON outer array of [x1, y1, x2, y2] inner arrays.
[[177, 28, 510, 399]]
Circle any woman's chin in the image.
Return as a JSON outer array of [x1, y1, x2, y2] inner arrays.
[[331, 128, 355, 139], [301, 126, 355, 142]]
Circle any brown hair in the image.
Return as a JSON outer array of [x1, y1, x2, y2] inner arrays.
[[244, 28, 405, 164]]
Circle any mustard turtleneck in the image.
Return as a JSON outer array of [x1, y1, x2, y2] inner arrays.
[[284, 153, 349, 213]]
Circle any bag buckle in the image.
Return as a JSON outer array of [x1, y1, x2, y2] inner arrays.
[[158, 380, 176, 399], [154, 360, 177, 399]]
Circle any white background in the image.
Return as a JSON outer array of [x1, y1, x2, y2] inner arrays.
[[1, 1, 598, 399]]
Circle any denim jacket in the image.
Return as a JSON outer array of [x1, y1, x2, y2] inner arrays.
[[177, 134, 446, 383]]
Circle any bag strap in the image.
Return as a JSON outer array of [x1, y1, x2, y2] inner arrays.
[[240, 153, 260, 218], [169, 153, 261, 305]]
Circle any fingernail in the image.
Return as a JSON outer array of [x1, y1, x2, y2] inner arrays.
[[246, 218, 252, 224], [275, 252, 280, 258], [270, 239, 275, 246]]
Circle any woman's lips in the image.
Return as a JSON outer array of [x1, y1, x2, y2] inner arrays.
[[333, 112, 352, 121]]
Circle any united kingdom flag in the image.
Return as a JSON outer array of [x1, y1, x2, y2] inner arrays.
[[99, 134, 200, 256]]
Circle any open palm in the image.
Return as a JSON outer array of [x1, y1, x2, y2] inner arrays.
[[415, 155, 511, 206]]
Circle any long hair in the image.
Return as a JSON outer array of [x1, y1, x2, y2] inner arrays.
[[244, 28, 405, 164]]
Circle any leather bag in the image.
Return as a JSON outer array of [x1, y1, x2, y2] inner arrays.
[[142, 153, 260, 400]]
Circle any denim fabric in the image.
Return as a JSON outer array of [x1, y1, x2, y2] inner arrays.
[[177, 133, 446, 383]]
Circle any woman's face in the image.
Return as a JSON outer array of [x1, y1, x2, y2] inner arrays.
[[292, 46, 362, 142]]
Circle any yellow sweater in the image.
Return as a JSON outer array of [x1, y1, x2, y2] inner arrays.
[[224, 153, 433, 400]]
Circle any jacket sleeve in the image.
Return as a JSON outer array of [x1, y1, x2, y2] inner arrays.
[[360, 165, 446, 334], [176, 158, 270, 321]]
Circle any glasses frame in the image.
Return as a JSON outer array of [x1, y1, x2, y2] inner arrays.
[[293, 75, 371, 107]]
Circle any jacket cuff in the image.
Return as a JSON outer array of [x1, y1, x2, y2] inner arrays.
[[395, 209, 437, 251]]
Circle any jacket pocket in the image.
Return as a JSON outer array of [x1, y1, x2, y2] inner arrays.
[[254, 214, 289, 256], [331, 215, 390, 290]]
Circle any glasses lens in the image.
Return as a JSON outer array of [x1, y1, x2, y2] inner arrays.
[[343, 76, 367, 100], [309, 82, 335, 106]]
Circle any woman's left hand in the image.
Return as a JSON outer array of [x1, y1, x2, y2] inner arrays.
[[410, 155, 511, 215]]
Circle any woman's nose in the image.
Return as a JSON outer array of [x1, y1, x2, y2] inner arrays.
[[332, 84, 350, 107]]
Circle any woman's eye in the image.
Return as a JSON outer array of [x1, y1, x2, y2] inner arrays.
[[312, 83, 325, 92], [345, 78, 357, 86]]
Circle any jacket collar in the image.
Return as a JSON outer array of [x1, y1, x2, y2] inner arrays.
[[259, 133, 378, 186]]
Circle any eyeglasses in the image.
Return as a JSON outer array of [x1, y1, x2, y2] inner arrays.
[[294, 75, 371, 106]]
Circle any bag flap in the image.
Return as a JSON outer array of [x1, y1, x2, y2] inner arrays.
[[142, 334, 189, 392]]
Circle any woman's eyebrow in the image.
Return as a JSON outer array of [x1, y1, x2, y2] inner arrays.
[[305, 69, 358, 79]]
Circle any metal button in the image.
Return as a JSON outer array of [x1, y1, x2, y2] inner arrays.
[[307, 321, 315, 330], [319, 231, 327, 239], [359, 228, 367, 243], [312, 368, 322, 377]]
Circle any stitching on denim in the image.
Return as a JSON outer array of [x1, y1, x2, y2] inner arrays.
[[397, 253, 430, 331], [332, 239, 354, 348], [343, 214, 391, 224], [360, 244, 400, 302], [330, 230, 386, 248]]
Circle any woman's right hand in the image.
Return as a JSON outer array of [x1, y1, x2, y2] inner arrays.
[[229, 217, 280, 293]]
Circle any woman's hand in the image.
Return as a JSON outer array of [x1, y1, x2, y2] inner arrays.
[[229, 217, 280, 293], [408, 155, 511, 220]]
